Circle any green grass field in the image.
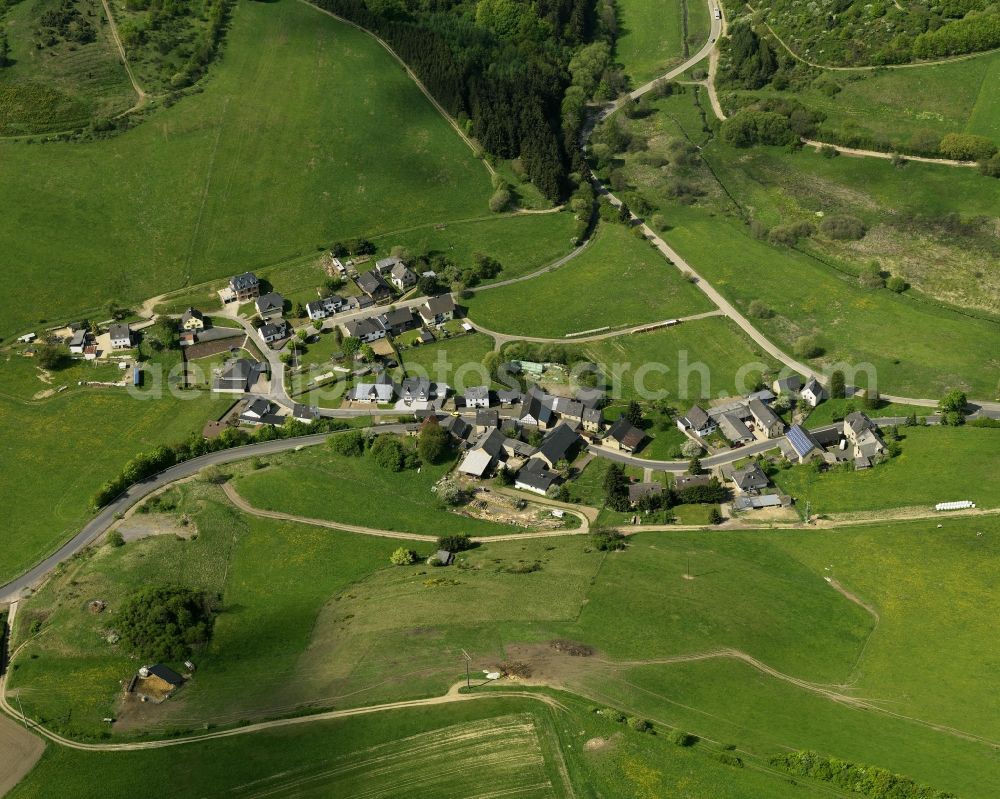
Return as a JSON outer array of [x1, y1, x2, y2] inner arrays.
[[722, 50, 1000, 154], [662, 206, 1000, 399], [233, 440, 521, 537], [464, 223, 713, 337], [773, 425, 1000, 514], [0, 0, 494, 342], [0, 0, 135, 134], [802, 397, 932, 428], [12, 483, 1000, 796], [0, 353, 232, 583], [616, 0, 686, 85], [571, 316, 781, 402], [379, 211, 579, 283], [398, 331, 494, 388]]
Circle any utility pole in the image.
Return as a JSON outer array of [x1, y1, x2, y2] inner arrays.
[[461, 649, 472, 689]]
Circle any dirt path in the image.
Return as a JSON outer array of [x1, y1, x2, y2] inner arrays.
[[221, 482, 591, 541], [800, 138, 976, 167], [744, 2, 1000, 71], [469, 310, 725, 349], [100, 0, 148, 113]]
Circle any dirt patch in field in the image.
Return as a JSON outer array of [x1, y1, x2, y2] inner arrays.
[[456, 487, 571, 529], [114, 689, 190, 733], [0, 713, 44, 796], [32, 388, 56, 399], [481, 641, 607, 690], [584, 734, 619, 753], [115, 514, 197, 542]]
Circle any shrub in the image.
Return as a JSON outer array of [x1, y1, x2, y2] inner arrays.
[[768, 221, 814, 246], [886, 275, 908, 293], [979, 153, 1000, 177], [329, 430, 365, 457], [859, 263, 886, 289], [437, 479, 468, 506], [830, 370, 846, 399], [390, 547, 417, 566], [489, 186, 512, 212], [794, 335, 823, 359], [748, 299, 774, 319], [770, 750, 954, 798], [713, 751, 744, 767], [603, 708, 626, 723], [437, 533, 473, 552], [108, 530, 125, 547], [628, 717, 653, 733], [669, 730, 698, 747], [819, 214, 866, 241], [418, 417, 452, 463], [681, 439, 703, 458], [369, 435, 407, 471], [591, 527, 627, 551], [721, 110, 796, 148], [708, 507, 723, 525], [938, 132, 998, 162]]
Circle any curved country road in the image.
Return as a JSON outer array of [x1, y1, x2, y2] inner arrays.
[[0, 425, 414, 604]]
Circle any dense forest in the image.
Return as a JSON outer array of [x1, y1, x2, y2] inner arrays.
[[315, 0, 619, 200]]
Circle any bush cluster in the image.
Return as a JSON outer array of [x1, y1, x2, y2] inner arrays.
[[769, 751, 956, 798]]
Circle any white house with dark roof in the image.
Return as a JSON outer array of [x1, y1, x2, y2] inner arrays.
[[389, 262, 417, 291], [515, 458, 557, 495], [747, 397, 784, 439], [677, 405, 716, 436], [342, 317, 386, 343], [464, 386, 490, 408], [419, 294, 456, 326], [785, 424, 823, 464], [800, 378, 826, 408], [772, 375, 803, 395], [69, 329, 89, 354], [257, 320, 290, 345], [356, 270, 393, 301], [109, 323, 133, 350]]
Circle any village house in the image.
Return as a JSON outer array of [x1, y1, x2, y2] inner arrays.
[[180, 308, 205, 331], [418, 294, 456, 326], [729, 462, 770, 495], [375, 256, 404, 275], [464, 386, 490, 409], [441, 414, 473, 442], [497, 389, 523, 407], [306, 295, 344, 321], [229, 272, 260, 302], [212, 358, 267, 393], [474, 407, 499, 432], [514, 458, 557, 495], [292, 403, 320, 423], [389, 262, 417, 291], [605, 417, 646, 453], [343, 294, 375, 313], [239, 398, 284, 427], [772, 375, 803, 396], [376, 307, 418, 337], [356, 269, 393, 302], [843, 411, 886, 469], [629, 482, 664, 507], [532, 423, 582, 469], [255, 292, 285, 319], [800, 377, 826, 408], [675, 474, 712, 491], [342, 317, 386, 343], [717, 412, 754, 445], [747, 397, 785, 439], [257, 320, 290, 346], [784, 424, 824, 464], [677, 405, 717, 436], [519, 386, 555, 429], [69, 329, 90, 354], [348, 373, 395, 404], [109, 323, 133, 350], [458, 447, 496, 479], [399, 377, 433, 405]]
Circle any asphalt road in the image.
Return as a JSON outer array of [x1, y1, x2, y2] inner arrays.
[[0, 424, 415, 604]]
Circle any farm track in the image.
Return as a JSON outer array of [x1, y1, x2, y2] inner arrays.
[[99, 0, 149, 114], [221, 482, 592, 540]]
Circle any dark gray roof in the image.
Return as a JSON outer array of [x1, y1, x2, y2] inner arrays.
[[230, 272, 259, 291], [497, 389, 523, 404], [476, 408, 499, 428], [180, 307, 203, 325], [259, 321, 288, 339], [421, 294, 456, 317], [475, 428, 507, 458], [628, 482, 664, 502], [844, 411, 876, 436], [748, 397, 782, 429], [731, 462, 769, 491], [802, 377, 824, 395], [108, 323, 131, 340], [400, 377, 431, 399], [520, 387, 554, 425], [465, 386, 489, 401], [344, 317, 384, 338], [516, 458, 557, 491], [242, 397, 272, 417], [537, 423, 581, 464], [442, 415, 472, 440], [607, 417, 645, 450], [683, 405, 711, 429], [774, 375, 803, 393], [292, 403, 319, 421], [357, 270, 390, 295], [256, 292, 284, 314], [675, 474, 711, 489], [147, 664, 184, 686], [379, 307, 416, 329]]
